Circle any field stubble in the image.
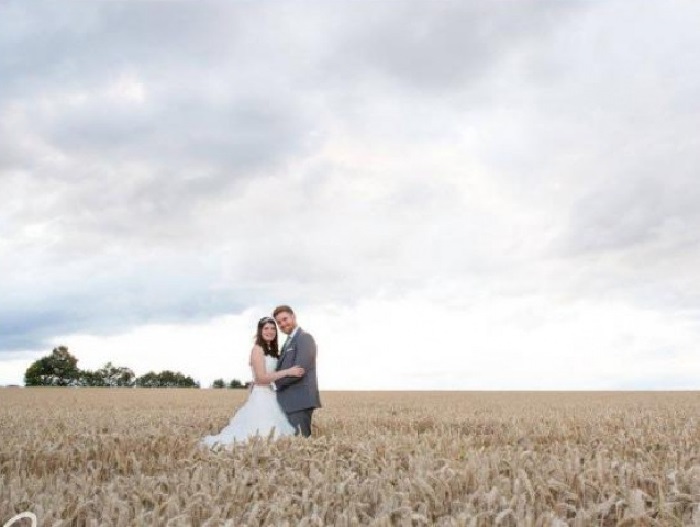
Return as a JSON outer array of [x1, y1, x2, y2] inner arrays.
[[1, 389, 700, 526]]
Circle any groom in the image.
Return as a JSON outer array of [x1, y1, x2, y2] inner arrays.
[[272, 305, 321, 437]]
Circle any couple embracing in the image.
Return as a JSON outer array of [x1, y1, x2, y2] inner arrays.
[[200, 305, 321, 448]]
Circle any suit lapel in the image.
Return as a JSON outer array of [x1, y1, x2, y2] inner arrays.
[[277, 327, 302, 368]]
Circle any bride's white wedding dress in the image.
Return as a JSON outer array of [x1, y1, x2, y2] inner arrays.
[[200, 355, 296, 448]]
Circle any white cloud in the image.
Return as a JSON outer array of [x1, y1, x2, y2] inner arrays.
[[2, 0, 700, 388], [4, 294, 699, 389]]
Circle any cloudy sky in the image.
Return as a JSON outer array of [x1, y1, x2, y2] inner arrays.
[[2, 1, 699, 389]]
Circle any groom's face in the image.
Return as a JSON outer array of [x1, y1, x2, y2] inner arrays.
[[275, 311, 296, 335]]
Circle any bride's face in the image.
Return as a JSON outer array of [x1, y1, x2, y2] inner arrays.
[[261, 322, 277, 342]]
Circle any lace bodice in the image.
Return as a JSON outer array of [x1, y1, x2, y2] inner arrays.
[[263, 354, 277, 373], [250, 354, 278, 381]]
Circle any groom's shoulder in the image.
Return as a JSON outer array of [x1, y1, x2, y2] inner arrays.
[[298, 327, 313, 337], [298, 328, 316, 346]]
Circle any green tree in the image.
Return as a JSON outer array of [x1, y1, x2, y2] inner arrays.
[[78, 369, 104, 387], [212, 379, 225, 389], [24, 346, 80, 386], [80, 362, 135, 387], [228, 379, 246, 389], [135, 371, 160, 388], [97, 362, 135, 387], [135, 370, 200, 388]]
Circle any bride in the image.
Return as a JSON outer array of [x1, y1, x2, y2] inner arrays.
[[200, 316, 304, 447]]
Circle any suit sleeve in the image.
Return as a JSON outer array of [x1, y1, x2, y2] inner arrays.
[[274, 333, 316, 391]]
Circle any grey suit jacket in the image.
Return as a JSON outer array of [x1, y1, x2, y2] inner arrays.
[[274, 327, 321, 414]]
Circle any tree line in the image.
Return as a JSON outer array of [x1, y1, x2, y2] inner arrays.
[[23, 346, 247, 389]]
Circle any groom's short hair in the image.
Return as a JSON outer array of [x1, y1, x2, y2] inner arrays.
[[273, 305, 294, 317]]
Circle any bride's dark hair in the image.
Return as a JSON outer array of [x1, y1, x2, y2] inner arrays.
[[255, 317, 280, 358]]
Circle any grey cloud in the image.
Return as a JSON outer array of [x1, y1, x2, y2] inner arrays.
[[322, 1, 585, 94], [0, 256, 252, 352], [0, 1, 249, 98], [2, 0, 700, 362], [0, 0, 315, 179], [37, 95, 309, 177], [1, 309, 74, 350], [561, 174, 700, 255], [550, 169, 700, 312]]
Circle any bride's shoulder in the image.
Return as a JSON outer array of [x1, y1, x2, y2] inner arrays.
[[248, 344, 264, 366]]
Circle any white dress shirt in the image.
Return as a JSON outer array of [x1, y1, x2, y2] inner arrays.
[[286, 326, 300, 344]]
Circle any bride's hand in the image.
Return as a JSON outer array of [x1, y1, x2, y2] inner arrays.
[[287, 366, 305, 377]]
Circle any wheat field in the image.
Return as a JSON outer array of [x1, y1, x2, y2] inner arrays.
[[1, 389, 700, 526]]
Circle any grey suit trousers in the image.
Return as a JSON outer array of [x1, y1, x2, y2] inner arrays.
[[287, 408, 314, 437]]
